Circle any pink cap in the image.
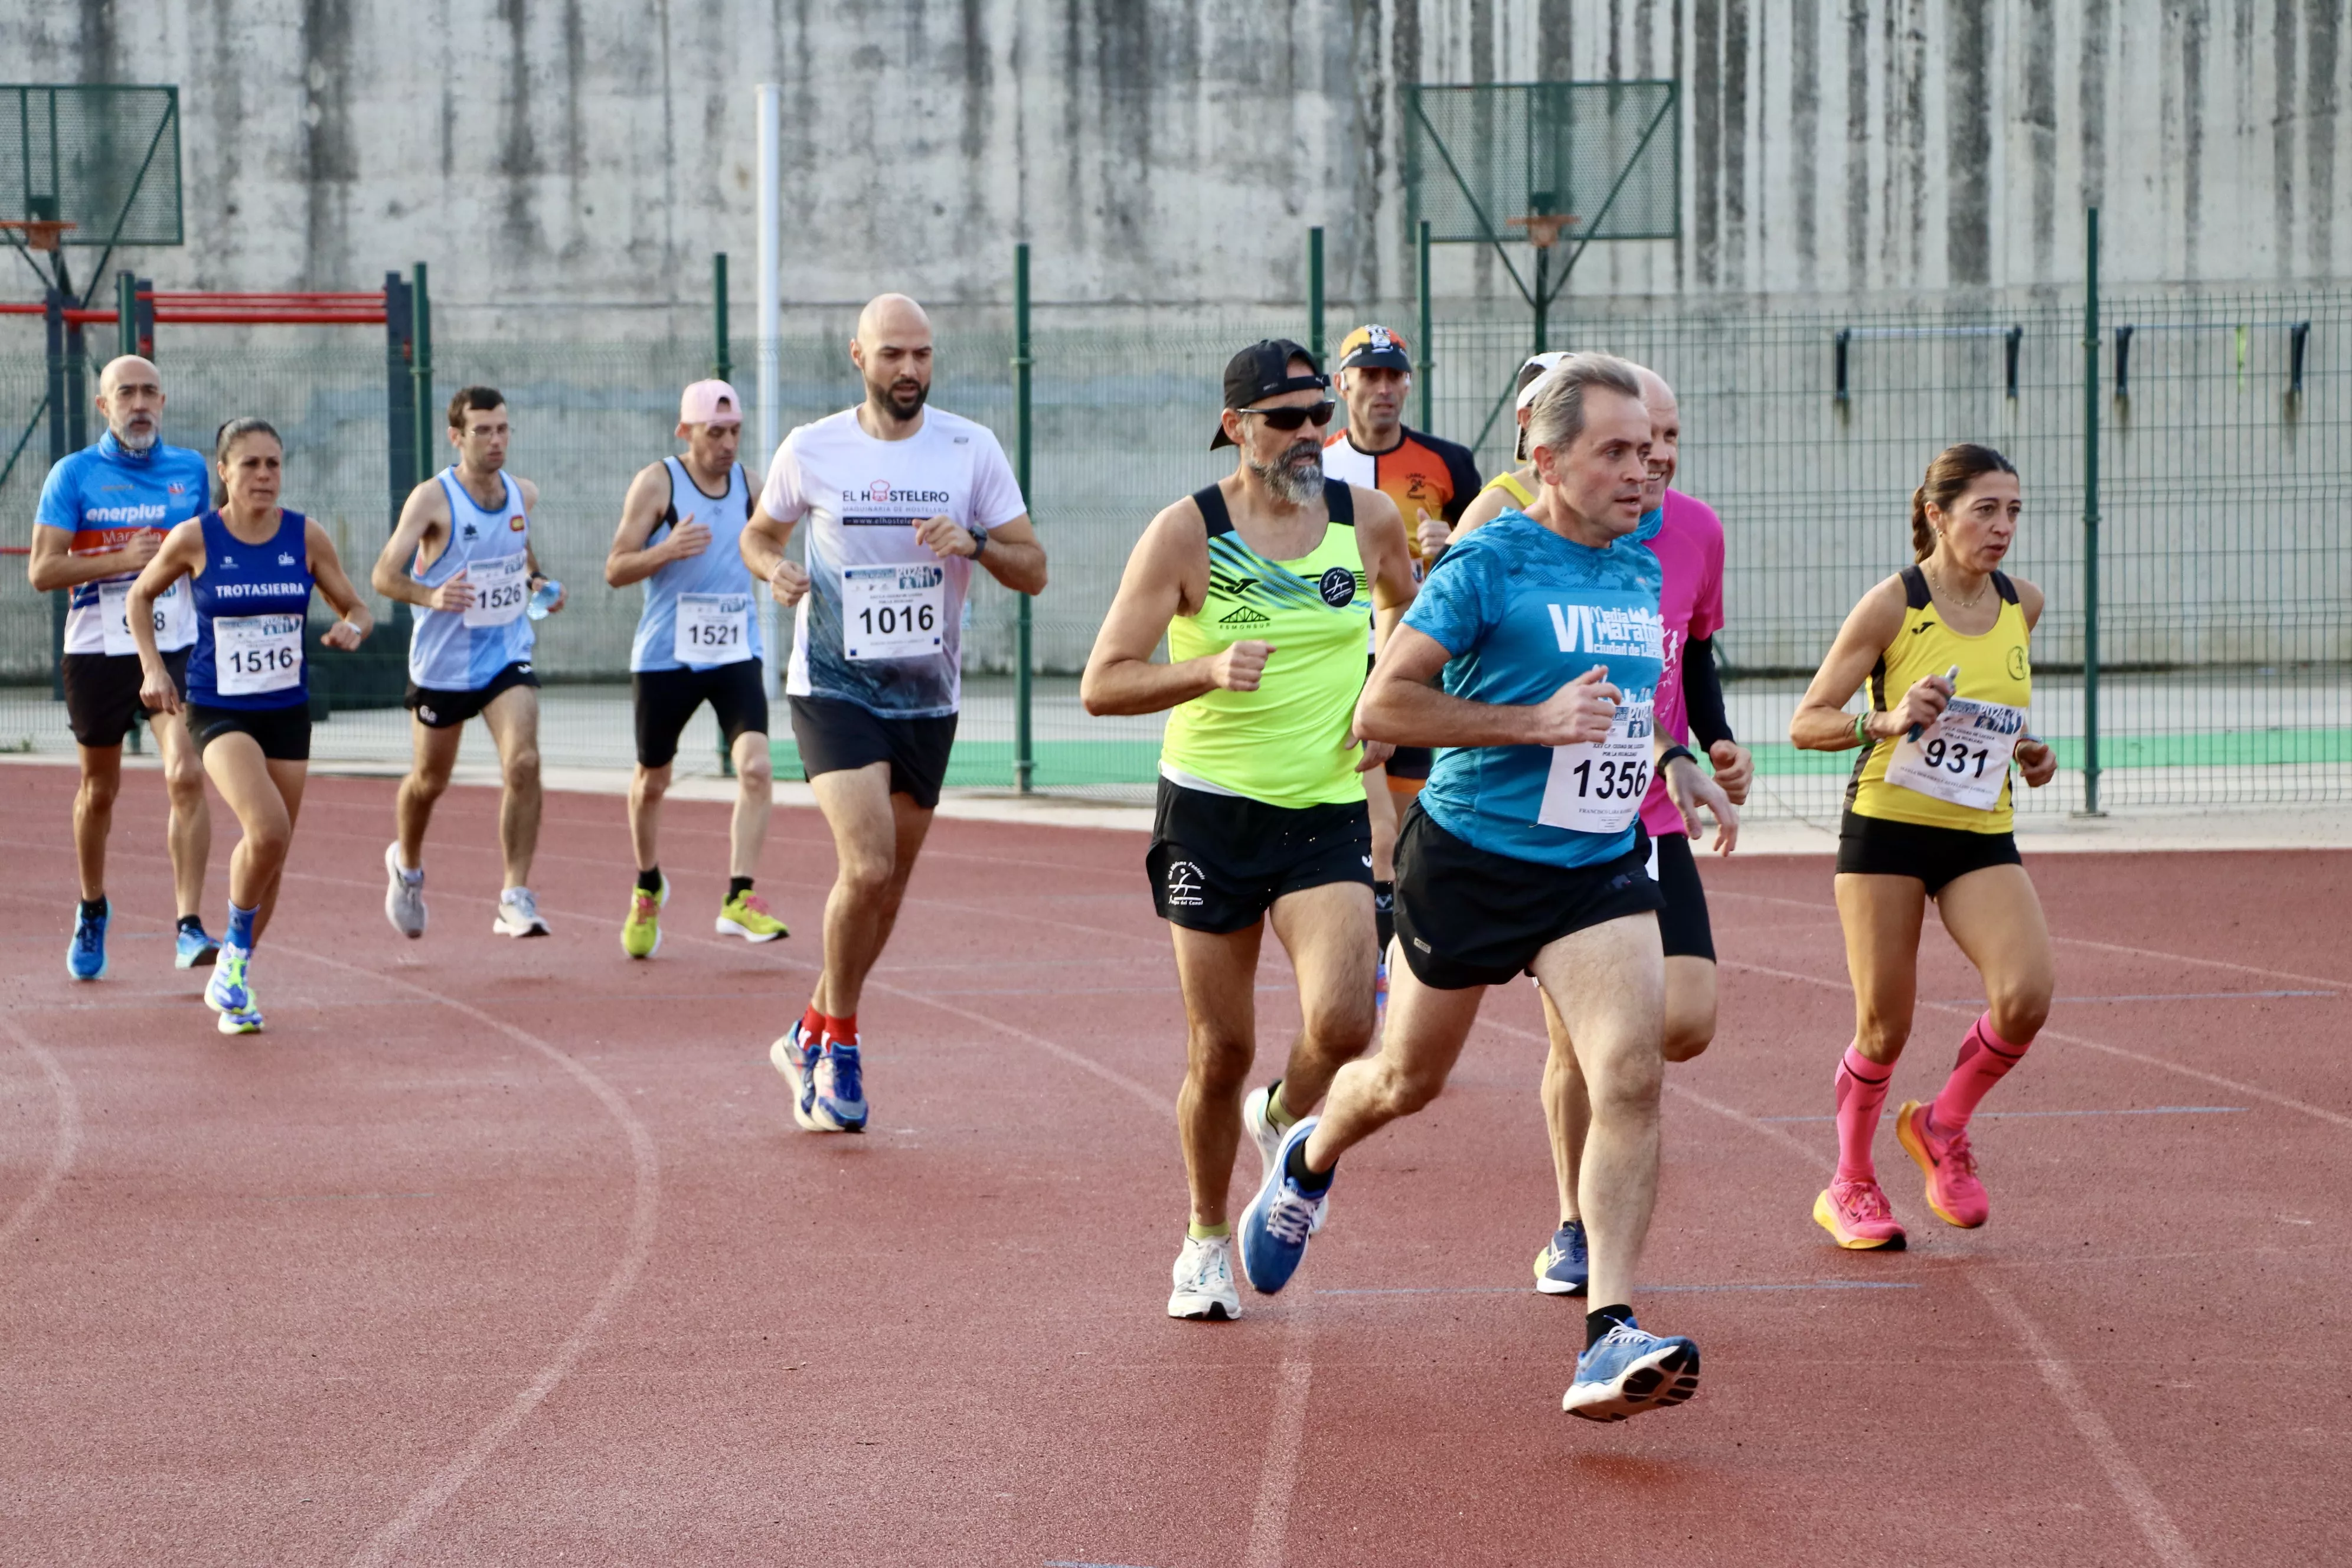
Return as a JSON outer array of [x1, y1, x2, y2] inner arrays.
[[678, 379, 744, 427]]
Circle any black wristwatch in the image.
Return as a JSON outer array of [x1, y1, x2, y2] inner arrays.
[[1658, 745, 1697, 773], [966, 523, 989, 558]]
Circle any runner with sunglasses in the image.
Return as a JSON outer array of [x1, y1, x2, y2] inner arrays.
[[1082, 338, 1417, 1321]]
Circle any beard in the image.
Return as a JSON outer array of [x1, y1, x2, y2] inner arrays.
[[113, 420, 157, 453], [1247, 440, 1324, 505], [867, 375, 929, 422]]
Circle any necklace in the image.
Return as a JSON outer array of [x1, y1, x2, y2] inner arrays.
[[1926, 561, 1990, 610]]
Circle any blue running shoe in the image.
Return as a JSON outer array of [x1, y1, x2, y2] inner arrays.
[[1239, 1116, 1326, 1294], [215, 999, 264, 1036], [815, 1037, 867, 1133], [67, 899, 108, 981], [768, 1021, 826, 1132], [1534, 1220, 1589, 1296], [204, 948, 253, 1016], [175, 922, 221, 970], [1563, 1318, 1701, 1422]]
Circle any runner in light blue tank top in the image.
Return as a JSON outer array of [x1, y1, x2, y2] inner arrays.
[[368, 387, 564, 940], [629, 456, 764, 672]]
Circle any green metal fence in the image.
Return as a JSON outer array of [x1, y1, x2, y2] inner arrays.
[[4, 267, 2346, 818]]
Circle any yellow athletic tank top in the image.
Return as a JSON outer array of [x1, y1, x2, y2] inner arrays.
[[1162, 481, 1371, 808], [1848, 566, 2033, 833], [1482, 469, 1537, 511]]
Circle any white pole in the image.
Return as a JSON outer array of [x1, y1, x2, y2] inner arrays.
[[756, 83, 782, 698]]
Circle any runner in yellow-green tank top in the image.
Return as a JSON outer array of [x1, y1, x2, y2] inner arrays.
[[1080, 338, 1419, 1324], [1791, 443, 2060, 1256]]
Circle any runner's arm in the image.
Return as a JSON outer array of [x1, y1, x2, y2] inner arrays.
[[913, 511, 1048, 595], [1445, 477, 1520, 544], [126, 521, 204, 714], [1358, 627, 1619, 749], [740, 505, 806, 606], [1080, 499, 1250, 717], [604, 464, 692, 588], [371, 481, 472, 610], [1357, 487, 1417, 649], [1789, 576, 1918, 750], [28, 522, 160, 590], [306, 517, 375, 651]]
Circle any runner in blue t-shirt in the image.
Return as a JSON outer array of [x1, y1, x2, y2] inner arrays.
[[1233, 354, 1740, 1427], [28, 356, 219, 979]]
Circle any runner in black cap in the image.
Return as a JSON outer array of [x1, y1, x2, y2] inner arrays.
[[1083, 338, 1417, 1321]]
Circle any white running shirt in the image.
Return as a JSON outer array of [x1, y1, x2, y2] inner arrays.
[[758, 407, 1025, 718]]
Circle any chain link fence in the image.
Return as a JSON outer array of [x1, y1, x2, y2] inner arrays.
[[5, 290, 2346, 816]]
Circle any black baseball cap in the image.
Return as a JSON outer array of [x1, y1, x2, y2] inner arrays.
[[1211, 338, 1329, 449]]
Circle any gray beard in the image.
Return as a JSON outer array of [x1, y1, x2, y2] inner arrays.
[[1249, 448, 1324, 505], [113, 425, 157, 453]]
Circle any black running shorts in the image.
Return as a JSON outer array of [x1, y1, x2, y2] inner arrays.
[[1146, 777, 1373, 935], [1384, 745, 1434, 782], [1650, 830, 1717, 963], [789, 694, 958, 809], [1835, 809, 2023, 896], [406, 659, 539, 729], [185, 702, 313, 762], [632, 661, 770, 769], [62, 648, 189, 749], [1393, 801, 1663, 990]]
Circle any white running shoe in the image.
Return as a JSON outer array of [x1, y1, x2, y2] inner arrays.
[[1243, 1083, 1327, 1233], [494, 886, 550, 937], [1168, 1233, 1241, 1321], [384, 844, 426, 939]]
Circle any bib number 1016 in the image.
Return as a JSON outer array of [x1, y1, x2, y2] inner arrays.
[[857, 602, 935, 637]]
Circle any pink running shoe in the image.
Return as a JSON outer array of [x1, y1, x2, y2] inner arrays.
[[1897, 1099, 1990, 1228], [1813, 1178, 1907, 1250]]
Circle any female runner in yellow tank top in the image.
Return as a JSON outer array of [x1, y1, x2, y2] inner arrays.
[[1789, 443, 2058, 1252]]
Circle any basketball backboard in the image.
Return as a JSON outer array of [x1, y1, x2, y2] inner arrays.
[[1, 85, 184, 272]]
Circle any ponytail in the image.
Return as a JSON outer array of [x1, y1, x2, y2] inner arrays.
[[1910, 443, 2017, 562]]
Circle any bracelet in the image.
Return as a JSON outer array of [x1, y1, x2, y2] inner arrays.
[[1658, 745, 1697, 772], [1854, 712, 1874, 747]]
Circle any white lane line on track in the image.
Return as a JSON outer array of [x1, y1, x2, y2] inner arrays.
[[0, 1017, 80, 1266], [1721, 957, 2352, 1133], [1242, 1305, 1315, 1568], [264, 946, 662, 1568], [1971, 1276, 2206, 1568]]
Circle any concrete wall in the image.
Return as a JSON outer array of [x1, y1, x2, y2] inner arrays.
[[6, 3, 2351, 332]]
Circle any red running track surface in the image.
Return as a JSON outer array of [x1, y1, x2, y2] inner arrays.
[[1, 763, 2347, 1565]]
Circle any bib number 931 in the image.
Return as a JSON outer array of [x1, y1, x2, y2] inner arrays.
[[1885, 696, 2026, 812]]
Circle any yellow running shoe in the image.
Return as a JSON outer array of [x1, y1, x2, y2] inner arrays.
[[716, 888, 788, 943], [621, 876, 668, 959]]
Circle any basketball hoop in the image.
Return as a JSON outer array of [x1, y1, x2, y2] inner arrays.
[[1507, 214, 1578, 250], [0, 219, 77, 252]]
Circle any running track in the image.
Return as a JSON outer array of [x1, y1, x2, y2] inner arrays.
[[2, 764, 2346, 1565]]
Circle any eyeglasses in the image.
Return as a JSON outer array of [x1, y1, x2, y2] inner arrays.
[[1235, 401, 1337, 432]]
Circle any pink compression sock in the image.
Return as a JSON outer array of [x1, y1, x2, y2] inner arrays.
[[1834, 1044, 1894, 1184], [1930, 1013, 2032, 1134]]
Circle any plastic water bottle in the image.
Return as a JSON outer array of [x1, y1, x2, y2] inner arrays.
[[527, 577, 562, 620]]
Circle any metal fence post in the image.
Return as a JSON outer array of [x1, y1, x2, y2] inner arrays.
[[1306, 226, 1324, 365], [1013, 242, 1035, 795], [411, 262, 433, 485], [2081, 207, 2103, 817], [45, 290, 67, 700], [713, 252, 731, 383], [116, 272, 139, 360], [1416, 219, 1433, 431]]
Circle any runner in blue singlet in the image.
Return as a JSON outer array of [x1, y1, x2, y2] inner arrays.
[[128, 419, 374, 1034]]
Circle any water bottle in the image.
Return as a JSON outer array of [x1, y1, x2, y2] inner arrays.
[[527, 577, 563, 620]]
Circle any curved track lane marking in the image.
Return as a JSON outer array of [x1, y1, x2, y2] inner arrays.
[[266, 946, 661, 1568], [0, 1018, 80, 1265], [1720, 957, 2352, 1132], [1479, 1010, 2203, 1560], [1242, 1306, 1317, 1568]]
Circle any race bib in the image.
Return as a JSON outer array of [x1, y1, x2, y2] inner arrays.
[[462, 553, 530, 628], [841, 563, 946, 661], [213, 613, 304, 697], [99, 576, 194, 656], [1885, 697, 2027, 811], [1537, 698, 1654, 835], [674, 592, 753, 666]]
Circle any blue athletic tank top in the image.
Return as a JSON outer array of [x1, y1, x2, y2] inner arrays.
[[407, 468, 534, 690], [186, 508, 316, 711], [630, 458, 763, 673]]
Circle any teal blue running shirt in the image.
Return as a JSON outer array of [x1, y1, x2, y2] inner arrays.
[[1402, 509, 1667, 870]]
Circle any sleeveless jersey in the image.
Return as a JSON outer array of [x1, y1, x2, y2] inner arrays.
[[407, 468, 534, 691], [1161, 481, 1371, 809], [1481, 469, 1537, 511], [186, 508, 316, 711], [630, 458, 763, 673], [1847, 566, 2033, 834]]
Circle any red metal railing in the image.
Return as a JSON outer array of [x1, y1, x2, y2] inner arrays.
[[1, 289, 386, 326]]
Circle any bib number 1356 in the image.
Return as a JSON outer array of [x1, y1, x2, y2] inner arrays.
[[1537, 699, 1654, 835]]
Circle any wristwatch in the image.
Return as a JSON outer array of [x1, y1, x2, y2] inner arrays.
[[966, 522, 989, 557]]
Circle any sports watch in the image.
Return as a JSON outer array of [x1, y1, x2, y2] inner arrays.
[[966, 522, 990, 557]]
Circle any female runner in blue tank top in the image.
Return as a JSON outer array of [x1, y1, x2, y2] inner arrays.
[[127, 418, 375, 1034]]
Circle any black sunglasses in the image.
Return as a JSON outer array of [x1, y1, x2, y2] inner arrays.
[[1237, 401, 1337, 432]]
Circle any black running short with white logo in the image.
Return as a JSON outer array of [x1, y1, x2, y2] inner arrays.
[[1392, 801, 1664, 989], [405, 659, 539, 730], [1145, 776, 1373, 935]]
